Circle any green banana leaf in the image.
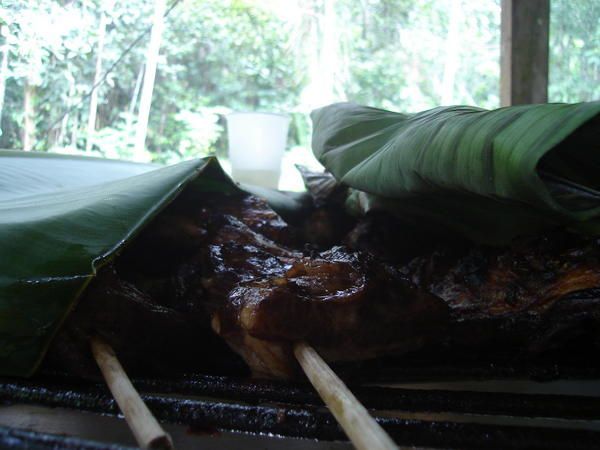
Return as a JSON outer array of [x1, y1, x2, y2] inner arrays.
[[311, 102, 600, 243], [0, 151, 303, 377]]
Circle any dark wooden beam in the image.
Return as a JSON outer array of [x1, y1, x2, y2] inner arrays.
[[500, 0, 550, 106]]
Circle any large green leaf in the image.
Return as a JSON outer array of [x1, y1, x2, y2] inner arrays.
[[311, 102, 600, 243], [0, 151, 242, 377]]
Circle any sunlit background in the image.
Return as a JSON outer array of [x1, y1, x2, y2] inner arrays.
[[0, 0, 598, 190]]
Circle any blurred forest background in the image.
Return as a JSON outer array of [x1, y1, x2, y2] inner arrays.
[[0, 0, 598, 187]]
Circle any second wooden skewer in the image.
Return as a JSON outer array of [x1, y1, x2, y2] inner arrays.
[[294, 341, 398, 450]]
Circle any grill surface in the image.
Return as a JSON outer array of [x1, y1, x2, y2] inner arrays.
[[0, 426, 137, 450], [2, 369, 600, 450]]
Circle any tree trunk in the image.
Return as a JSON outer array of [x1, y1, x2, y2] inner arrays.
[[126, 63, 144, 139], [300, 0, 345, 110], [129, 64, 144, 118], [321, 0, 338, 101], [71, 111, 79, 148], [440, 0, 461, 105], [23, 81, 36, 151], [0, 36, 9, 133], [134, 0, 166, 157], [86, 2, 113, 152], [59, 73, 76, 146]]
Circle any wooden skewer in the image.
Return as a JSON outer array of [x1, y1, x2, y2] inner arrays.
[[294, 342, 398, 450], [90, 336, 174, 450]]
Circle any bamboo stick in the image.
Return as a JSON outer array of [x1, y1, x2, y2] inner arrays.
[[293, 342, 398, 450], [90, 336, 174, 450]]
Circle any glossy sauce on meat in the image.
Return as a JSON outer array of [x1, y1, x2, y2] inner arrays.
[[45, 191, 600, 380]]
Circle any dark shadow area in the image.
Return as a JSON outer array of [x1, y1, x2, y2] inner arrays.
[[537, 115, 600, 211]]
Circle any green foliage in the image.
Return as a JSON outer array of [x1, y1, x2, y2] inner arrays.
[[549, 0, 600, 102], [91, 113, 142, 161], [323, 0, 501, 111], [0, 0, 597, 162], [155, 108, 224, 164], [147, 0, 302, 159], [164, 0, 301, 110], [0, 0, 304, 160]]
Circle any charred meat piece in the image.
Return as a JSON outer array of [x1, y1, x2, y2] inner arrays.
[[202, 195, 600, 377], [195, 193, 297, 245], [401, 232, 600, 363], [45, 190, 600, 380], [200, 197, 448, 378], [210, 247, 448, 378], [44, 193, 261, 378], [403, 232, 600, 318], [46, 192, 305, 379], [45, 266, 245, 378], [198, 199, 302, 309]]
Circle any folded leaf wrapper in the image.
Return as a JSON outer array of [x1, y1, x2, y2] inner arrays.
[[0, 152, 246, 377], [311, 102, 600, 243]]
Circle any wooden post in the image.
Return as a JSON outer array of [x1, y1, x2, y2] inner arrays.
[[500, 0, 550, 106]]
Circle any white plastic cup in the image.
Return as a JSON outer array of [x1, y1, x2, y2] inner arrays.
[[226, 112, 290, 189]]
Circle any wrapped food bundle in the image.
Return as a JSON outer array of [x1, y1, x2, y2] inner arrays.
[[1, 100, 600, 379]]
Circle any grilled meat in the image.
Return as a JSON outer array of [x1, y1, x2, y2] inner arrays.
[[399, 232, 600, 364], [44, 266, 243, 377], [43, 193, 271, 378], [46, 190, 600, 379], [200, 196, 447, 377], [208, 246, 447, 378]]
